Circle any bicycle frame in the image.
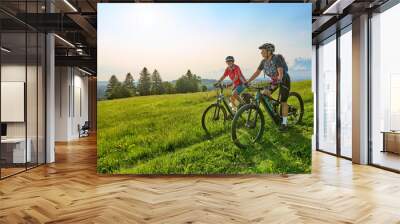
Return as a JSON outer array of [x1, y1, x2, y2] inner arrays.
[[254, 90, 282, 126], [215, 86, 235, 117]]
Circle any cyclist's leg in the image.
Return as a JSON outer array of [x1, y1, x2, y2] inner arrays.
[[279, 75, 291, 125], [231, 86, 240, 109], [231, 92, 239, 108], [231, 85, 246, 108]]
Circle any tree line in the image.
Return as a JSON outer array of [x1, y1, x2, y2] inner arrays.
[[105, 67, 206, 100]]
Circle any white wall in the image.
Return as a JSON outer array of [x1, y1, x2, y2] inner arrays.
[[55, 67, 89, 141], [55, 66, 70, 141], [72, 73, 89, 138]]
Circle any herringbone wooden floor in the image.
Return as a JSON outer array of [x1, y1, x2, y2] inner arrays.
[[1, 135, 400, 224]]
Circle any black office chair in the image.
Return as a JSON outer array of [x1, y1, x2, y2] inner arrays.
[[79, 121, 90, 138]]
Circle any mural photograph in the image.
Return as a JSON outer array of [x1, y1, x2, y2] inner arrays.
[[97, 3, 313, 174]]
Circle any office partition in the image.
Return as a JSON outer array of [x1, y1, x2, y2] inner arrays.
[[317, 35, 337, 155], [0, 1, 47, 179], [370, 3, 400, 171], [316, 22, 354, 159], [0, 31, 28, 177]]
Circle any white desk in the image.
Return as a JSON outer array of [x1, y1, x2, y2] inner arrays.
[[1, 138, 31, 163]]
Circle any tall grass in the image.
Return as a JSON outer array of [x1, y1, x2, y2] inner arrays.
[[97, 80, 313, 174]]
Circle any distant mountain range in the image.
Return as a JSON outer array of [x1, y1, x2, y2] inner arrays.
[[97, 58, 311, 99], [97, 81, 108, 99]]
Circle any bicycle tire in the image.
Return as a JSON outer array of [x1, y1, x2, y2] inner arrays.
[[201, 103, 228, 137], [231, 104, 265, 148], [285, 92, 304, 125]]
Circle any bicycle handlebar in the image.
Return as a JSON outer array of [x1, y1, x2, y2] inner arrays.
[[246, 84, 267, 91], [214, 82, 271, 91], [214, 82, 232, 89]]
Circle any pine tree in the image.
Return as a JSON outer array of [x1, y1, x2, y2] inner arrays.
[[115, 85, 131, 99], [137, 67, 151, 96], [162, 81, 175, 94], [151, 69, 164, 95], [105, 75, 121, 99], [176, 70, 201, 93], [123, 72, 136, 96]]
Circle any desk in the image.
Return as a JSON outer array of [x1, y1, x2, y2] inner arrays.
[[382, 131, 400, 154], [1, 138, 31, 164]]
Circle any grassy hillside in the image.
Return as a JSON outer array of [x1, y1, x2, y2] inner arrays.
[[97, 80, 313, 174]]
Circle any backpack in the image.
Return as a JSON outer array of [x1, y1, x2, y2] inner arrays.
[[273, 54, 288, 74], [263, 54, 288, 79]]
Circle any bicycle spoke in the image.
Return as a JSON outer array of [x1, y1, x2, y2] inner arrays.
[[213, 106, 220, 120], [234, 107, 263, 147], [203, 105, 227, 137], [286, 94, 302, 125]]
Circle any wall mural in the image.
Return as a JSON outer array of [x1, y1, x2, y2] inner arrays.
[[97, 3, 313, 174]]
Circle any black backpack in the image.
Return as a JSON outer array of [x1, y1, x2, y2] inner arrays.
[[274, 54, 288, 72]]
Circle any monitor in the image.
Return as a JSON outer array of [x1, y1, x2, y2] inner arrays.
[[1, 123, 7, 137]]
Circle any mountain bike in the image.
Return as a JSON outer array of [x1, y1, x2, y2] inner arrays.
[[201, 83, 251, 137], [231, 83, 304, 148]]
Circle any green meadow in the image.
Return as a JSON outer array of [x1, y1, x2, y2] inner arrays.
[[97, 80, 313, 174]]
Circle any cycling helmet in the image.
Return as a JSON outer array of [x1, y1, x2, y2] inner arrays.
[[225, 56, 235, 62], [259, 43, 275, 53]]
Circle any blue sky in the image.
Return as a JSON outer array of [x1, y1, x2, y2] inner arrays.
[[98, 3, 312, 81]]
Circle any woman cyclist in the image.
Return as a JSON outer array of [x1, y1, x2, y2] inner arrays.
[[215, 56, 247, 113]]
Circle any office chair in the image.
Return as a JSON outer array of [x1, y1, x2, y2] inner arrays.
[[79, 121, 90, 138]]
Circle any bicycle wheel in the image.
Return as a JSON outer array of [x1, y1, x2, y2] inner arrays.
[[231, 104, 265, 148], [285, 92, 304, 125], [201, 103, 228, 137]]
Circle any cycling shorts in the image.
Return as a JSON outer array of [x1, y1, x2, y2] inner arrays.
[[265, 74, 291, 102], [232, 84, 246, 95]]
